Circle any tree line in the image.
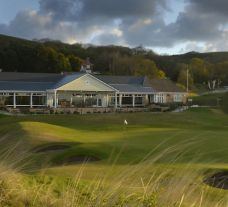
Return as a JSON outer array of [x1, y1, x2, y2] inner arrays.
[[0, 34, 228, 90]]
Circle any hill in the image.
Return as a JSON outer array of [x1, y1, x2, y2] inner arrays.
[[0, 34, 228, 86]]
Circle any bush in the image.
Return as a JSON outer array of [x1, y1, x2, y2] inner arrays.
[[192, 93, 223, 107], [221, 93, 228, 113]]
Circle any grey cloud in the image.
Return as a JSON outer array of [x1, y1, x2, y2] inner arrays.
[[190, 0, 228, 17], [120, 0, 228, 48], [39, 0, 166, 21], [0, 0, 228, 53], [92, 33, 124, 46]]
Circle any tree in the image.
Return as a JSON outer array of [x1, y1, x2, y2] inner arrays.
[[189, 58, 210, 83], [133, 57, 165, 79], [214, 61, 228, 86], [177, 69, 194, 90], [68, 55, 83, 72], [56, 53, 71, 72]]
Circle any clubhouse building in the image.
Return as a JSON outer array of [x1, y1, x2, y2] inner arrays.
[[0, 71, 187, 113]]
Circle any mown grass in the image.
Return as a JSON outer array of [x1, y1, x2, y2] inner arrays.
[[0, 108, 227, 206]]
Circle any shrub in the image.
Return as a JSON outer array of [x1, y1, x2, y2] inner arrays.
[[192, 93, 223, 107], [221, 92, 228, 113]]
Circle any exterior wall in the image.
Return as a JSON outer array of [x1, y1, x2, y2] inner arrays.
[[56, 75, 115, 92], [145, 95, 149, 106], [153, 93, 187, 104], [53, 107, 115, 114]]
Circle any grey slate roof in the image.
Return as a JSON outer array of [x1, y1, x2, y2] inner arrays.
[[0, 72, 63, 82], [0, 81, 55, 92], [0, 72, 186, 93], [110, 84, 154, 93], [95, 75, 154, 93], [95, 75, 144, 85], [0, 72, 85, 92], [144, 78, 186, 93]]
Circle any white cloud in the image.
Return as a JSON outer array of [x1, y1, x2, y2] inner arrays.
[[0, 0, 228, 54]]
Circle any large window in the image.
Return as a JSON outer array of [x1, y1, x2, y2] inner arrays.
[[16, 96, 30, 105], [33, 96, 46, 106], [135, 97, 143, 105], [122, 97, 132, 105], [174, 94, 183, 102], [155, 94, 166, 103]]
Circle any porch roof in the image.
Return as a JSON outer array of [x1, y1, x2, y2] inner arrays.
[[0, 81, 54, 92]]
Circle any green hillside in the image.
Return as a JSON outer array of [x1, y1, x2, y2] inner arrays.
[[0, 34, 228, 87]]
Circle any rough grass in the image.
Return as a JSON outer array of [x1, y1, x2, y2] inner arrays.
[[0, 108, 227, 206]]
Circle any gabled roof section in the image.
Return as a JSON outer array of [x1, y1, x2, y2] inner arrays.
[[52, 73, 117, 92], [144, 77, 186, 93], [51, 73, 86, 89]]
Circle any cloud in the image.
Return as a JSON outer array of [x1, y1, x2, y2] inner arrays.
[[0, 0, 228, 53], [120, 0, 228, 48]]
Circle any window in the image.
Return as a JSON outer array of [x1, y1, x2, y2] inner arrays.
[[16, 96, 30, 105], [135, 97, 143, 105], [174, 94, 183, 102], [155, 94, 166, 103], [122, 97, 132, 105], [110, 97, 115, 105], [98, 99, 102, 107]]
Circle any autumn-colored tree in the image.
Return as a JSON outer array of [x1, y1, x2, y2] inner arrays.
[[177, 69, 194, 90], [133, 57, 165, 79], [189, 58, 210, 83], [214, 61, 228, 85], [68, 55, 83, 71]]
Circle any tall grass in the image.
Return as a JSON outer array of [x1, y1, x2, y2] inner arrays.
[[0, 139, 227, 207]]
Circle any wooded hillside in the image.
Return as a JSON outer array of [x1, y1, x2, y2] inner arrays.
[[0, 34, 228, 88]]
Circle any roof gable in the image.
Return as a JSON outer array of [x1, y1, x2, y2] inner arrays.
[[54, 74, 116, 92]]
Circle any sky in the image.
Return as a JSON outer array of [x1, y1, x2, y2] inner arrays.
[[0, 0, 228, 55]]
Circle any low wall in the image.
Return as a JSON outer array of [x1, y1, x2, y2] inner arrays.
[[6, 106, 162, 114], [52, 107, 115, 114]]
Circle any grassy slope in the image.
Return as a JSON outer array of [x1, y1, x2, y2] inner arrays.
[[0, 108, 227, 206], [0, 108, 227, 168]]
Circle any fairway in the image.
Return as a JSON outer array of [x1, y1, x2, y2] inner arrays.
[[0, 108, 227, 206]]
